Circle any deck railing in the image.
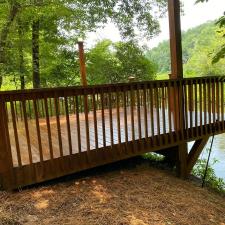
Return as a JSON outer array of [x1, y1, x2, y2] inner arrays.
[[0, 76, 224, 189]]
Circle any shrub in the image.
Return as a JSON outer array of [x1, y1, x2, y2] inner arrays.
[[192, 158, 225, 193]]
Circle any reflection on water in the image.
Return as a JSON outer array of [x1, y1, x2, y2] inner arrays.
[[189, 133, 225, 181]]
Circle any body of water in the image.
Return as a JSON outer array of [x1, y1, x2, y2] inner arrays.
[[189, 133, 225, 181]]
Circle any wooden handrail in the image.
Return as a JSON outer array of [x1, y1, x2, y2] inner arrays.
[[0, 76, 224, 100]]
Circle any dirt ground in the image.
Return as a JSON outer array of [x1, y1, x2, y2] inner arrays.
[[0, 159, 225, 225]]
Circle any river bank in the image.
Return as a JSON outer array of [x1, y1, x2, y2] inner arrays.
[[189, 133, 225, 181]]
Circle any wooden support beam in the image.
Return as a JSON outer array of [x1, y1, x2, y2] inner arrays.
[[168, 0, 188, 178], [176, 143, 188, 178], [158, 144, 188, 178], [187, 137, 209, 174], [78, 40, 87, 86], [168, 0, 183, 79]]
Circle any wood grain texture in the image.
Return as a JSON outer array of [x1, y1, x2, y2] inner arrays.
[[0, 77, 224, 189]]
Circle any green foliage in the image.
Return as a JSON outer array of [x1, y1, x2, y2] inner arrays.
[[143, 153, 165, 162], [184, 22, 225, 76], [86, 40, 121, 84], [155, 73, 169, 80], [0, 0, 167, 89], [87, 40, 157, 84], [147, 21, 225, 77], [195, 0, 225, 64], [192, 157, 225, 193], [146, 40, 170, 74]]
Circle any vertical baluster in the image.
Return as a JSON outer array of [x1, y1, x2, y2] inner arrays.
[[75, 95, 81, 153], [44, 96, 54, 160], [92, 91, 98, 150], [199, 79, 203, 136], [33, 98, 43, 162], [65, 95, 73, 155], [130, 84, 135, 149], [179, 80, 185, 141], [212, 78, 216, 127], [10, 99, 22, 167], [108, 90, 114, 146], [54, 95, 63, 157], [84, 93, 90, 152], [216, 78, 220, 131], [116, 88, 121, 148], [203, 79, 207, 135], [194, 81, 198, 137], [136, 85, 142, 140], [172, 80, 179, 141], [184, 80, 188, 140], [123, 88, 128, 145], [155, 82, 161, 145], [208, 78, 212, 134], [22, 98, 33, 164], [189, 80, 193, 138], [149, 83, 155, 146], [162, 83, 166, 143], [101, 91, 106, 147], [167, 81, 173, 143], [143, 84, 148, 142]]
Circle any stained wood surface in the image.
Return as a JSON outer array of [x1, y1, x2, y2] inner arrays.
[[8, 106, 221, 167], [8, 107, 174, 166], [1, 76, 224, 190]]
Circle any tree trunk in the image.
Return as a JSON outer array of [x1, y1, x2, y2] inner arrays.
[[0, 1, 20, 88], [32, 19, 40, 88], [18, 19, 25, 89]]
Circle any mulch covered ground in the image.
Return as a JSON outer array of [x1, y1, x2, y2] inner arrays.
[[0, 159, 225, 225]]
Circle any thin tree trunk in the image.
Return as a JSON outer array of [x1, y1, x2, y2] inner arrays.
[[32, 19, 40, 88], [18, 19, 25, 89], [0, 1, 20, 88]]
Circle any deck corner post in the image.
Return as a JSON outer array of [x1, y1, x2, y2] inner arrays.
[[176, 143, 188, 179], [0, 98, 14, 190], [168, 0, 188, 178]]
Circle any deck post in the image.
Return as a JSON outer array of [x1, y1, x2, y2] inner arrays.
[[78, 39, 88, 86], [0, 98, 14, 189], [168, 0, 188, 178]]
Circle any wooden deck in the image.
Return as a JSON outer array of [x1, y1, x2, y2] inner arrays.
[[1, 77, 225, 190]]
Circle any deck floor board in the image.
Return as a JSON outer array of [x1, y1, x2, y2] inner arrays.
[[8, 107, 215, 167]]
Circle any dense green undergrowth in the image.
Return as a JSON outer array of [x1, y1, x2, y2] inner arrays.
[[192, 158, 225, 194], [143, 152, 225, 194]]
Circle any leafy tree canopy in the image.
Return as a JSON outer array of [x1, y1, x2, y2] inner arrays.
[[87, 40, 157, 84], [147, 21, 225, 77], [195, 0, 225, 64], [0, 0, 167, 89]]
